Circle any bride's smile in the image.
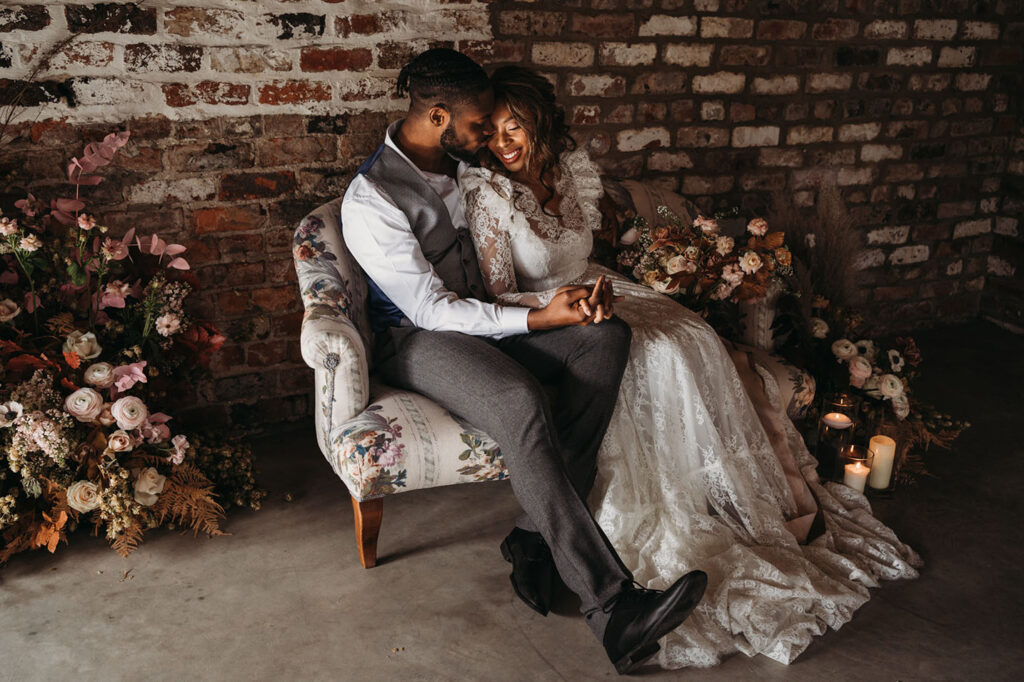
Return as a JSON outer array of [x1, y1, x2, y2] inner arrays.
[[488, 102, 530, 175]]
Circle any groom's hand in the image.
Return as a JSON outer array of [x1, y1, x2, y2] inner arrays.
[[527, 286, 597, 330]]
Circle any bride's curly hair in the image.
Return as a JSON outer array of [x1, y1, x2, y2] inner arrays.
[[485, 66, 577, 213]]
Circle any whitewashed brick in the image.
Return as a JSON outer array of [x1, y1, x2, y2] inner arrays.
[[886, 47, 932, 66], [751, 76, 800, 95], [908, 73, 952, 91], [701, 17, 754, 38], [946, 260, 963, 276], [692, 71, 745, 94], [532, 42, 594, 67], [889, 245, 930, 265], [599, 43, 657, 66], [639, 15, 698, 37], [995, 217, 1019, 237], [854, 249, 886, 270], [616, 127, 670, 152], [938, 47, 976, 68], [914, 19, 957, 40], [955, 73, 992, 91], [839, 122, 882, 142], [129, 177, 217, 204], [953, 218, 992, 239], [694, 0, 720, 10], [861, 144, 903, 162], [662, 43, 714, 67], [568, 74, 625, 97], [867, 225, 910, 245], [962, 21, 1000, 40], [987, 256, 1015, 277], [864, 20, 907, 39], [732, 126, 780, 147], [648, 151, 694, 171], [681, 175, 734, 194], [807, 72, 853, 92], [787, 126, 833, 144], [701, 101, 725, 120], [981, 197, 998, 214], [758, 148, 803, 167], [838, 167, 875, 186], [895, 184, 916, 200], [70, 78, 150, 106]]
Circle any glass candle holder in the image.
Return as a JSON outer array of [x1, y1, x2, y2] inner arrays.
[[815, 393, 858, 481], [867, 434, 898, 493], [838, 445, 874, 493]]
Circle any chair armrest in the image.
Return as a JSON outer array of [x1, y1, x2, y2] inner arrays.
[[301, 302, 370, 425]]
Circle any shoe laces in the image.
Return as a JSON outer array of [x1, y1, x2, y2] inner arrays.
[[601, 580, 661, 614]]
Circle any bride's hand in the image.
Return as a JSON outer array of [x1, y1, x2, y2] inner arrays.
[[580, 276, 623, 323], [528, 286, 598, 329]]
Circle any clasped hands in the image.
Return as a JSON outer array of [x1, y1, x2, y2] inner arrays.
[[528, 275, 623, 330]]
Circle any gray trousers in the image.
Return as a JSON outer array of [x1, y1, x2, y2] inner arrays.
[[378, 319, 635, 638]]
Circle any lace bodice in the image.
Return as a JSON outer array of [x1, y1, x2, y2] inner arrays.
[[461, 148, 605, 308]]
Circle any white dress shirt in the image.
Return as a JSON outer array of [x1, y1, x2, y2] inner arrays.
[[341, 121, 531, 338]]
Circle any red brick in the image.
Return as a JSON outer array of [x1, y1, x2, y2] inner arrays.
[[218, 289, 252, 318], [164, 7, 244, 38], [258, 136, 336, 166], [719, 45, 771, 66], [258, 81, 331, 105], [191, 206, 266, 235], [182, 238, 221, 266], [247, 341, 288, 367], [497, 11, 566, 36], [756, 20, 806, 40], [571, 13, 634, 38], [219, 172, 297, 201], [335, 14, 383, 37], [217, 234, 265, 262], [65, 4, 155, 34], [252, 286, 300, 311], [459, 39, 526, 65], [299, 47, 372, 72], [267, 257, 298, 284], [1, 5, 50, 31], [30, 119, 80, 145], [811, 19, 860, 40], [163, 81, 250, 107]]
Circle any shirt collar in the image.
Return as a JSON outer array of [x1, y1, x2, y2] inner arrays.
[[385, 119, 468, 183]]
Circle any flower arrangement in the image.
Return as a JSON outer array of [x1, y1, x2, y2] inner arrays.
[[0, 130, 263, 564], [616, 206, 792, 314]]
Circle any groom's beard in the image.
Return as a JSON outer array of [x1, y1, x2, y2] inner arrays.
[[440, 122, 481, 164]]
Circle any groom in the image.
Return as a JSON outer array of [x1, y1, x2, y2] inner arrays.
[[341, 48, 705, 674]]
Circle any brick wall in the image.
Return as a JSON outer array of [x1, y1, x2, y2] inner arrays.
[[0, 1, 1021, 427]]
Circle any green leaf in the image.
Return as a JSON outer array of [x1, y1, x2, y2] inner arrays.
[[67, 261, 87, 286]]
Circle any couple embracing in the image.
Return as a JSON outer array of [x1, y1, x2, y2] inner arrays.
[[342, 49, 920, 673]]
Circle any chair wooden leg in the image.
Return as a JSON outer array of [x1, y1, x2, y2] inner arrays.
[[351, 496, 383, 569]]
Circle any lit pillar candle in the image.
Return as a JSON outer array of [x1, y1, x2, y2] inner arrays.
[[821, 412, 853, 429], [868, 435, 897, 490], [844, 461, 870, 493]]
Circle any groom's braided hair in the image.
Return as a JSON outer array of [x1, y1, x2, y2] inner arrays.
[[396, 48, 490, 110]]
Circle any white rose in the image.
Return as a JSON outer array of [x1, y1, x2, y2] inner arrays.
[[108, 430, 134, 452], [0, 217, 18, 236], [19, 234, 42, 252], [155, 313, 181, 337], [809, 317, 829, 339], [67, 480, 101, 513], [63, 388, 104, 423], [848, 355, 873, 388], [111, 396, 149, 431], [722, 263, 744, 285], [63, 331, 103, 360], [665, 255, 689, 275], [693, 215, 719, 235], [0, 400, 24, 427], [651, 278, 681, 295], [891, 393, 910, 420], [879, 374, 904, 399], [84, 362, 115, 388], [133, 467, 166, 506], [0, 298, 21, 322], [739, 251, 762, 275], [715, 235, 734, 256], [887, 349, 905, 373], [747, 217, 769, 237], [832, 339, 858, 361]]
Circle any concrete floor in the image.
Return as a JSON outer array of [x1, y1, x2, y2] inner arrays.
[[2, 319, 1022, 681]]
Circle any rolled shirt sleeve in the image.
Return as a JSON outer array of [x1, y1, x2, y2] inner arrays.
[[341, 175, 531, 339]]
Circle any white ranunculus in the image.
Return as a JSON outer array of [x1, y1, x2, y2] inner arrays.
[[856, 339, 878, 362], [0, 400, 24, 427], [665, 255, 689, 275], [63, 330, 103, 360], [84, 362, 115, 388], [133, 467, 166, 506], [0, 298, 21, 322], [107, 430, 134, 452], [111, 396, 149, 431], [63, 388, 104, 423], [651, 278, 680, 295], [832, 339, 858, 362], [715, 235, 734, 256], [891, 393, 910, 420], [739, 251, 762, 275], [879, 374, 904, 399], [809, 317, 829, 339], [66, 480, 101, 513], [887, 349, 905, 373], [848, 355, 873, 388]]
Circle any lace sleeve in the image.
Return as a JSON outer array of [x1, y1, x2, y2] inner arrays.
[[462, 172, 557, 309], [563, 147, 605, 232]]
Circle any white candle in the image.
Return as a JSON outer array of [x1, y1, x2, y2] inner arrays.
[[868, 435, 897, 490], [844, 461, 870, 493], [822, 412, 853, 429]]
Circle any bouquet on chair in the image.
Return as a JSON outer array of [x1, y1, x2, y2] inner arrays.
[[616, 206, 792, 314], [0, 131, 264, 565]]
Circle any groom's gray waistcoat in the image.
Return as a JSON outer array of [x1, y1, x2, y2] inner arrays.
[[355, 142, 489, 332]]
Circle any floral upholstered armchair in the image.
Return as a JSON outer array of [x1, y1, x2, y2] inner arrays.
[[293, 188, 814, 569]]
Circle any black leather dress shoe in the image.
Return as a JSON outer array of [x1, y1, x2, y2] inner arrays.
[[602, 570, 707, 675], [499, 528, 555, 617]]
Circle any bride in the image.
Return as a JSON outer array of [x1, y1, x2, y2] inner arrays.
[[460, 66, 922, 669]]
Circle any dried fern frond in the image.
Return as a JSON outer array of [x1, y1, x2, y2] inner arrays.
[[152, 464, 226, 538], [44, 312, 78, 337], [112, 521, 144, 558]]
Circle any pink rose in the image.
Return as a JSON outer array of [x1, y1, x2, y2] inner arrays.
[[747, 218, 769, 237]]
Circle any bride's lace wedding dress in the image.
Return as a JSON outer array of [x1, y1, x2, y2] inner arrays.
[[460, 148, 921, 669]]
